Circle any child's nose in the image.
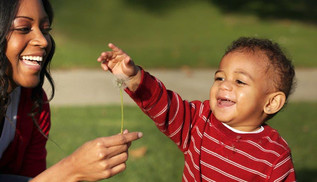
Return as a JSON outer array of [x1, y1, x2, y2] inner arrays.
[[219, 80, 233, 91], [29, 29, 49, 48]]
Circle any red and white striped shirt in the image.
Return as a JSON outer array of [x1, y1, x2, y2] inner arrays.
[[126, 70, 296, 182]]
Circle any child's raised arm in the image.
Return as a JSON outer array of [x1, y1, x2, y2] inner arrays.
[[97, 43, 141, 91]]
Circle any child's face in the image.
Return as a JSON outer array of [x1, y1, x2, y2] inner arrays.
[[5, 0, 52, 92], [209, 51, 272, 131]]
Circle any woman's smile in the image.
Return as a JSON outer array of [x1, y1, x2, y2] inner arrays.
[[20, 55, 44, 71]]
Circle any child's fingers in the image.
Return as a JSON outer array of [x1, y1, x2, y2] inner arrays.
[[108, 43, 119, 51], [97, 56, 106, 63], [98, 43, 133, 73], [97, 53, 112, 63], [108, 43, 126, 56], [98, 57, 119, 72], [101, 63, 110, 71], [102, 51, 115, 60]]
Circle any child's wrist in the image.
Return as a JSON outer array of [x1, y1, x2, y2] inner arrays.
[[127, 67, 142, 92], [114, 66, 141, 90]]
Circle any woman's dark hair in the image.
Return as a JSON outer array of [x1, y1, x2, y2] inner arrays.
[[224, 37, 296, 120], [0, 0, 55, 128]]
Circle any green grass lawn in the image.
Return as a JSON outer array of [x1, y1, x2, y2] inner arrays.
[[46, 102, 317, 182], [49, 0, 317, 69]]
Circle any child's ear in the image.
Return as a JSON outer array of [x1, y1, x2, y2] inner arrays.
[[264, 92, 286, 114]]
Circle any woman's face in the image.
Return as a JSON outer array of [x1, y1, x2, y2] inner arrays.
[[5, 0, 52, 92]]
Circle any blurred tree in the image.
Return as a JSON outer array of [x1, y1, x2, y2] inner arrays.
[[122, 0, 317, 24], [209, 0, 316, 23]]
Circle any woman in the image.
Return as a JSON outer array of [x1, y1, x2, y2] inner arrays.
[[0, 0, 142, 181]]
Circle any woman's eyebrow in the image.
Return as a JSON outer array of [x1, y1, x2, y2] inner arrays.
[[15, 16, 50, 22], [15, 16, 33, 21]]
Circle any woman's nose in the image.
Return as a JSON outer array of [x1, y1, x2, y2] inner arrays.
[[29, 29, 49, 48]]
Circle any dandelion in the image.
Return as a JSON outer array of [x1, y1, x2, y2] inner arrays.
[[119, 87, 124, 133], [105, 73, 128, 134], [116, 78, 127, 134]]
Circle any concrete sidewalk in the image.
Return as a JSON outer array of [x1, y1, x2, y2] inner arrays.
[[44, 68, 317, 106]]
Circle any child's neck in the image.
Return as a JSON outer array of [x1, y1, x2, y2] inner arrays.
[[222, 123, 264, 134]]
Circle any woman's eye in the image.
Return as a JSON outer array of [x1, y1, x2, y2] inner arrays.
[[14, 27, 31, 33], [41, 27, 52, 34]]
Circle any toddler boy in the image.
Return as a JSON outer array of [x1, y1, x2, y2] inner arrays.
[[97, 37, 296, 181]]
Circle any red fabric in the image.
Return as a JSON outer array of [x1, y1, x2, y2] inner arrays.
[[0, 88, 50, 177], [126, 70, 296, 182]]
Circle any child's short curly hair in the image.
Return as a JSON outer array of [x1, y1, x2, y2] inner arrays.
[[224, 37, 296, 103]]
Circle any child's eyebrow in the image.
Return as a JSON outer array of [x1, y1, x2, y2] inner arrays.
[[214, 70, 223, 75], [235, 71, 254, 81]]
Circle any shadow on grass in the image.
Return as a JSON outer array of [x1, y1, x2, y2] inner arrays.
[[297, 169, 317, 182], [122, 0, 317, 24]]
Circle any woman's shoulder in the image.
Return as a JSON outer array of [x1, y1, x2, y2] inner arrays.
[[20, 87, 49, 101]]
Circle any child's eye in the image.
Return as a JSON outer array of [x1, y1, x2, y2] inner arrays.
[[236, 80, 246, 85], [215, 77, 224, 81]]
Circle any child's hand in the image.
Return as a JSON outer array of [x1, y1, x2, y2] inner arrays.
[[97, 43, 139, 79], [97, 43, 141, 91]]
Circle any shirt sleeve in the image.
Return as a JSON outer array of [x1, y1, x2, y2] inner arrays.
[[269, 151, 296, 182], [126, 69, 203, 152]]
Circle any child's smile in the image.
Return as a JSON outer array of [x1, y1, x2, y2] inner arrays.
[[216, 96, 236, 108]]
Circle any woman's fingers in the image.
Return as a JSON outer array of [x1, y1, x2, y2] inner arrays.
[[100, 162, 127, 179], [101, 132, 143, 147], [105, 151, 129, 169], [92, 132, 142, 159], [101, 144, 128, 159], [95, 149, 129, 179]]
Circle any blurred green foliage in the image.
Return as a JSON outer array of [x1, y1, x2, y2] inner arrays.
[[49, 0, 317, 69]]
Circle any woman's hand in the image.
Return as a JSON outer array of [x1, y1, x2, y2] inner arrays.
[[31, 130, 143, 182]]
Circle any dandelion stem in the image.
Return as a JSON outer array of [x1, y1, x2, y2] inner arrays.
[[120, 87, 124, 134]]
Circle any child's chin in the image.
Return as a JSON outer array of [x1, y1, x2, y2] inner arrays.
[[213, 112, 232, 123]]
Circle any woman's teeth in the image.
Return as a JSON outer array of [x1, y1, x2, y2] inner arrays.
[[22, 56, 43, 62], [21, 56, 43, 66]]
